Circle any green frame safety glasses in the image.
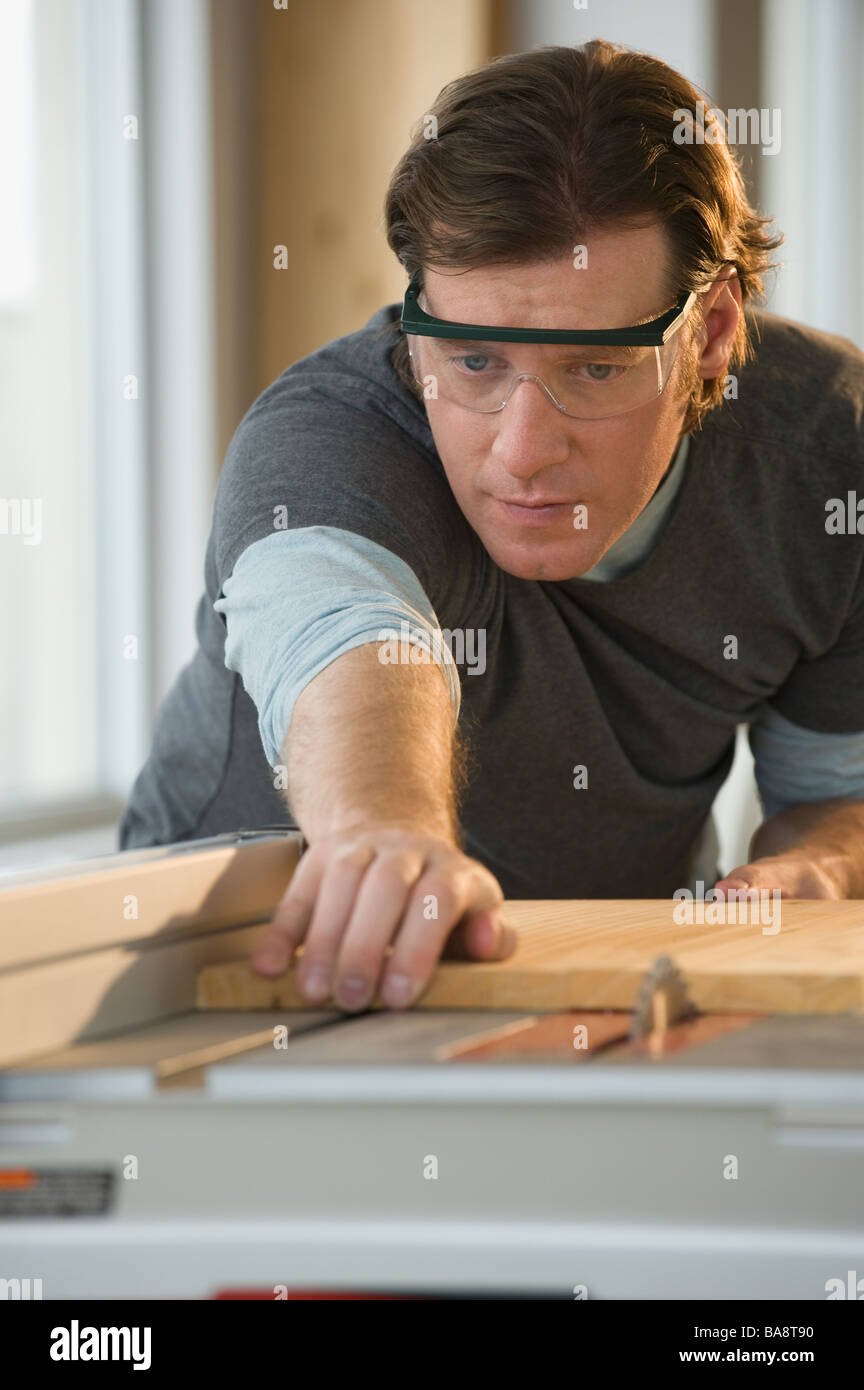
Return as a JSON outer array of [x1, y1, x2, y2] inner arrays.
[[399, 273, 699, 346], [399, 274, 703, 420]]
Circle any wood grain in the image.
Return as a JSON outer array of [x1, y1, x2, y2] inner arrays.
[[196, 898, 864, 1016]]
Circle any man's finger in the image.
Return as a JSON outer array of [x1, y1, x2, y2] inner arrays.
[[250, 843, 331, 975], [444, 908, 518, 961], [293, 840, 381, 999], [713, 877, 755, 897], [379, 868, 503, 1007], [327, 846, 427, 1009]]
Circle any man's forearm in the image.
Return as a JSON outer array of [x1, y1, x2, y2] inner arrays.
[[749, 797, 864, 897], [280, 642, 464, 843]]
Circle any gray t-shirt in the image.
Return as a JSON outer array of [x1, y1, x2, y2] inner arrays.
[[118, 304, 864, 897]]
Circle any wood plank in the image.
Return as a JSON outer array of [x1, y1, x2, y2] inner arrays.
[[0, 833, 301, 971], [196, 899, 864, 1016], [0, 923, 274, 1068]]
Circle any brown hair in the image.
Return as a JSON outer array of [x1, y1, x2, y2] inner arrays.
[[383, 40, 784, 435]]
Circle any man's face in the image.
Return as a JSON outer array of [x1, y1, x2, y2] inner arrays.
[[416, 224, 699, 581]]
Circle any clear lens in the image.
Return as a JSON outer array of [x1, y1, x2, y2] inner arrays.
[[407, 333, 681, 419]]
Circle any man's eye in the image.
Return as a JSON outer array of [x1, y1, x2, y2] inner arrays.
[[576, 362, 627, 383], [451, 354, 498, 373]]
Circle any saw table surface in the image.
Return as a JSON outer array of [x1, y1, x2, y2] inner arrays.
[[4, 834, 864, 1300]]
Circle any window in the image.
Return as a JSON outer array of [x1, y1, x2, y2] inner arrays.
[[0, 0, 216, 854]]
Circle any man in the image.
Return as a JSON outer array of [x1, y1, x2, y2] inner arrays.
[[119, 40, 864, 1014]]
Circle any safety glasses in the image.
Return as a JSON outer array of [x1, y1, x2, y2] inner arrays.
[[400, 275, 701, 420], [400, 274, 698, 345]]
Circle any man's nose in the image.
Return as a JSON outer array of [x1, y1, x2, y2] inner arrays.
[[489, 376, 573, 474]]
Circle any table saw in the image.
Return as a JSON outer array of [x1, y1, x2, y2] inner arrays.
[[1, 828, 863, 1300]]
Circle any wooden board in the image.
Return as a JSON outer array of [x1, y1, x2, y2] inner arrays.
[[0, 833, 303, 1068], [196, 899, 864, 1016], [0, 833, 301, 971], [0, 923, 272, 1068]]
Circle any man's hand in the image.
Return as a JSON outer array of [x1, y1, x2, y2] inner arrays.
[[714, 852, 844, 900], [715, 797, 864, 900], [251, 824, 517, 1011]]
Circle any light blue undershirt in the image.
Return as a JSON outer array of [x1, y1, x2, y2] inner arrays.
[[214, 432, 864, 885]]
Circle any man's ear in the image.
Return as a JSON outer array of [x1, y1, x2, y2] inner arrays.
[[695, 274, 743, 380]]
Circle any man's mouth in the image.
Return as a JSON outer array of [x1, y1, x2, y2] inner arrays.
[[499, 497, 571, 507], [492, 497, 575, 525]]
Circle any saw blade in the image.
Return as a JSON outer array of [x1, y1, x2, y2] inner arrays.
[[630, 954, 697, 1041]]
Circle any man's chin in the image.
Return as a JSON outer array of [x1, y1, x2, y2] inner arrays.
[[480, 534, 610, 582]]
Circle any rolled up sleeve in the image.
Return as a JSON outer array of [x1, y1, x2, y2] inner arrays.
[[749, 703, 864, 818], [213, 525, 462, 766]]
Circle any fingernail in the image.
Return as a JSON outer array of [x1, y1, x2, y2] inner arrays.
[[300, 967, 330, 1001], [336, 975, 370, 1010], [382, 973, 414, 1009]]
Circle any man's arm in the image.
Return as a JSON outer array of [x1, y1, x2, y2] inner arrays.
[[284, 641, 460, 842], [250, 642, 516, 1008]]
